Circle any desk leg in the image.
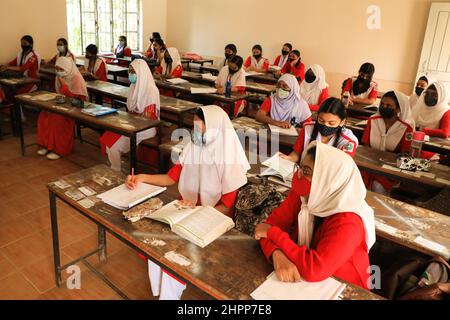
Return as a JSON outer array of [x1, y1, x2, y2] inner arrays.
[[15, 102, 25, 156], [49, 191, 62, 287], [95, 94, 103, 105], [178, 112, 185, 128], [98, 226, 107, 262], [130, 133, 137, 174], [229, 102, 236, 119]]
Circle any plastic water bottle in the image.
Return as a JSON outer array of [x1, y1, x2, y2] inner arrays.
[[225, 78, 232, 98], [410, 131, 425, 158]]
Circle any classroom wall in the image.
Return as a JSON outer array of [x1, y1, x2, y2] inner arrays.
[[165, 0, 447, 96], [141, 0, 167, 51], [0, 0, 68, 64]]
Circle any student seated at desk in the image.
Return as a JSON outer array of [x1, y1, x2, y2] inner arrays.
[[100, 59, 160, 172], [256, 74, 312, 128], [280, 98, 359, 162], [244, 44, 270, 73], [154, 47, 182, 79], [413, 81, 450, 139], [255, 142, 375, 289], [46, 38, 75, 65], [300, 64, 329, 112], [151, 38, 166, 67], [125, 105, 251, 299], [409, 74, 433, 112], [37, 57, 88, 160], [361, 91, 414, 195], [273, 43, 292, 69], [342, 62, 378, 106], [81, 44, 108, 82], [215, 55, 246, 117], [279, 50, 305, 82], [109, 35, 131, 67], [144, 32, 162, 59], [220, 43, 237, 68]]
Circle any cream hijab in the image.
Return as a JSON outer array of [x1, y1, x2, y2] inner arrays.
[[127, 59, 160, 115], [55, 57, 88, 98], [178, 105, 250, 206], [297, 141, 376, 250], [299, 64, 328, 105], [413, 81, 450, 130]]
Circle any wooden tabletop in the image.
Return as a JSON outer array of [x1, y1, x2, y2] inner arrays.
[[245, 72, 279, 85], [0, 77, 40, 89], [47, 164, 382, 300]]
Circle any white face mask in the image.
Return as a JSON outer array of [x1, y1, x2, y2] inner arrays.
[[277, 88, 290, 99], [57, 45, 66, 53]]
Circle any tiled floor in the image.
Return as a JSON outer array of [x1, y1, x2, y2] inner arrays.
[[0, 111, 210, 300]]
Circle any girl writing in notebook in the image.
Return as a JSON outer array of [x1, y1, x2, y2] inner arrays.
[[361, 91, 414, 195], [299, 64, 329, 112], [46, 38, 75, 65], [280, 98, 359, 162], [125, 105, 251, 299], [341, 62, 378, 106], [37, 57, 88, 160], [255, 74, 312, 128], [100, 59, 160, 172], [244, 44, 270, 73], [255, 142, 375, 289]]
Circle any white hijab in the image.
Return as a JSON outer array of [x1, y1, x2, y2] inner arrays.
[[178, 105, 250, 207], [161, 47, 182, 76], [297, 141, 376, 250], [215, 66, 246, 88], [410, 73, 434, 111], [55, 57, 88, 98], [270, 74, 312, 125], [413, 81, 450, 130], [299, 64, 328, 105], [370, 91, 414, 152], [127, 59, 160, 115]]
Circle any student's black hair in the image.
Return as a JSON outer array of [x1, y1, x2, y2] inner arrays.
[[306, 145, 317, 162], [21, 35, 34, 48], [151, 32, 161, 41], [290, 50, 302, 70], [418, 76, 428, 84], [119, 35, 127, 47], [283, 43, 293, 51], [309, 98, 347, 148], [229, 55, 244, 69], [153, 38, 166, 50], [86, 44, 98, 56], [358, 62, 375, 78], [195, 108, 205, 122], [381, 91, 400, 111], [252, 44, 263, 52], [225, 44, 237, 53]]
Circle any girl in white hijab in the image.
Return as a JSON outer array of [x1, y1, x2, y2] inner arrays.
[[300, 64, 330, 112], [256, 74, 312, 128], [255, 142, 375, 289], [125, 105, 251, 299], [409, 74, 434, 112], [413, 81, 450, 138], [100, 59, 160, 171]]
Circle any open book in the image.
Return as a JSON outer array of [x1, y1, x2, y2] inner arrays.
[[260, 153, 295, 184], [82, 104, 118, 117], [97, 183, 167, 210], [269, 124, 299, 136], [201, 73, 218, 81], [190, 87, 217, 94], [147, 200, 235, 248], [251, 272, 347, 300], [167, 78, 189, 85]]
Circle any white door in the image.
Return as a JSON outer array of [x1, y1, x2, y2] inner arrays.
[[416, 3, 450, 88]]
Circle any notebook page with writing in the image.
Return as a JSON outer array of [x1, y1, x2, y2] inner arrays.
[[147, 200, 198, 226], [98, 183, 166, 210], [269, 124, 299, 136]]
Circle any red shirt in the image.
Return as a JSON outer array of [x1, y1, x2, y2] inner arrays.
[[244, 56, 270, 72], [94, 60, 108, 82], [308, 87, 330, 112], [281, 60, 305, 82], [167, 164, 237, 209], [9, 51, 39, 79], [155, 65, 183, 78], [58, 84, 87, 101], [422, 109, 450, 139], [260, 97, 312, 126], [342, 78, 378, 100], [259, 190, 370, 289], [274, 55, 289, 68]]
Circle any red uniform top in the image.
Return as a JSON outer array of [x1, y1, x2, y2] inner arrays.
[[155, 65, 183, 78], [114, 46, 132, 57], [281, 60, 305, 82], [144, 46, 153, 59], [168, 163, 237, 209], [342, 78, 378, 100], [274, 55, 289, 68], [8, 51, 39, 79], [260, 97, 312, 126], [87, 59, 108, 82], [308, 87, 330, 112], [422, 109, 450, 139], [58, 84, 87, 101], [244, 56, 270, 72], [259, 190, 370, 289]]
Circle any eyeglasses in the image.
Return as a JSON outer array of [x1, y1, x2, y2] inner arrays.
[[293, 163, 313, 178]]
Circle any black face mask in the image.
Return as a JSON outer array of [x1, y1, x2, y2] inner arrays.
[[225, 53, 233, 59], [424, 94, 438, 107], [21, 45, 31, 52], [305, 72, 316, 84], [229, 68, 238, 74], [317, 123, 340, 136], [253, 54, 262, 59], [379, 105, 395, 119], [165, 57, 173, 65], [353, 76, 371, 95], [415, 86, 425, 97], [282, 50, 290, 56]]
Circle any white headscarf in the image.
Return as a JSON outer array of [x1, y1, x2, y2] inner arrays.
[[299, 64, 328, 105], [270, 74, 312, 124], [370, 91, 414, 152], [215, 66, 246, 88], [55, 57, 88, 98], [127, 59, 160, 115], [413, 81, 450, 130], [410, 73, 434, 111], [161, 47, 182, 76], [297, 141, 376, 250], [178, 105, 250, 207]]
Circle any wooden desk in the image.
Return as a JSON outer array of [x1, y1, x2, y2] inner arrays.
[[15, 91, 160, 174], [245, 72, 279, 85], [182, 58, 214, 71], [200, 65, 220, 75], [85, 80, 201, 127], [347, 103, 377, 118], [47, 164, 382, 300]]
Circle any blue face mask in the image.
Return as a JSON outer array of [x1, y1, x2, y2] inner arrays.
[[129, 73, 137, 84], [192, 129, 206, 146]]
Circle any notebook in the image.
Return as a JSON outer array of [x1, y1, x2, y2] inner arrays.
[[167, 78, 189, 85], [245, 71, 263, 76], [81, 104, 118, 117], [260, 153, 295, 184], [97, 183, 167, 210], [190, 87, 217, 94], [147, 200, 235, 248], [31, 93, 58, 101], [251, 272, 347, 300], [269, 124, 299, 136], [201, 73, 218, 81]]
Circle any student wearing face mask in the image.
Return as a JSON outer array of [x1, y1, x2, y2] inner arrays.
[[111, 35, 132, 67], [154, 47, 182, 79], [279, 50, 305, 82], [280, 98, 359, 162], [361, 91, 415, 195], [37, 57, 88, 160], [413, 82, 450, 139], [299, 64, 329, 112], [273, 43, 292, 69], [151, 39, 166, 67], [144, 32, 162, 59], [256, 74, 312, 128], [409, 74, 433, 112], [255, 142, 375, 289], [244, 44, 270, 73], [125, 105, 251, 299], [81, 44, 108, 82], [342, 63, 378, 106], [220, 43, 237, 68], [100, 59, 160, 171], [47, 38, 75, 65]]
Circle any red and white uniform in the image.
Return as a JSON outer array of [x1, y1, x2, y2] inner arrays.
[[293, 122, 359, 158], [49, 51, 75, 65], [244, 56, 270, 72], [156, 47, 183, 97], [342, 77, 378, 101], [2, 50, 41, 97], [299, 64, 329, 112], [274, 54, 289, 69], [215, 66, 247, 117], [37, 57, 88, 156], [84, 57, 108, 82], [281, 60, 305, 82], [110, 45, 132, 67], [260, 142, 375, 290]]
